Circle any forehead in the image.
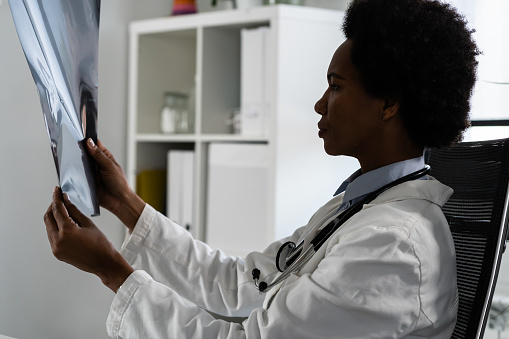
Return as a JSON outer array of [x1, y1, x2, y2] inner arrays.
[[328, 39, 354, 77]]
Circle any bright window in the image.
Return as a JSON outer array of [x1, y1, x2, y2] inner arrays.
[[449, 0, 509, 142]]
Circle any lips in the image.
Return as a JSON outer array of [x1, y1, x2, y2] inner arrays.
[[318, 125, 327, 138]]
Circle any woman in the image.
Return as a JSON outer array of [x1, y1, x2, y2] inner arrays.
[[44, 0, 480, 337]]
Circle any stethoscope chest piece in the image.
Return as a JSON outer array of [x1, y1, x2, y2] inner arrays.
[[276, 241, 296, 272]]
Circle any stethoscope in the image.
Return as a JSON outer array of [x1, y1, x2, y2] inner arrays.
[[252, 165, 431, 293]]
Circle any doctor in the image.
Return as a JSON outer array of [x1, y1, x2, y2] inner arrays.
[[44, 0, 480, 337]]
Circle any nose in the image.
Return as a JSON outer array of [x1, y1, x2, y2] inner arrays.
[[314, 94, 326, 116]]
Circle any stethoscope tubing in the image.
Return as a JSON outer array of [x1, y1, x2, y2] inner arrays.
[[256, 165, 431, 293], [260, 243, 316, 292], [312, 165, 431, 252]]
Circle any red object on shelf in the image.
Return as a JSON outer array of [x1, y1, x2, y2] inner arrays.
[[172, 0, 197, 15]]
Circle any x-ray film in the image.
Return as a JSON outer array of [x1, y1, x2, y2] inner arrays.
[[9, 0, 100, 216]]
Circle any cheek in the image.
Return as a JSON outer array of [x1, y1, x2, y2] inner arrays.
[[327, 99, 351, 130], [326, 95, 344, 120], [333, 94, 380, 128]]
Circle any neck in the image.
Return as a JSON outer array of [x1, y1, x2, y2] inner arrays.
[[359, 148, 423, 173], [358, 119, 424, 173]]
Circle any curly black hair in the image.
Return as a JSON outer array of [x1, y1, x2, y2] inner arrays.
[[343, 0, 481, 148]]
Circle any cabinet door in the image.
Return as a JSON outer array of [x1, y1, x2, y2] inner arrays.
[[206, 143, 270, 257]]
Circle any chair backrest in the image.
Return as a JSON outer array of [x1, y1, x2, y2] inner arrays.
[[427, 138, 509, 339]]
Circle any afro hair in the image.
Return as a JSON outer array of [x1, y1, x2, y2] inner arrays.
[[343, 0, 481, 148]]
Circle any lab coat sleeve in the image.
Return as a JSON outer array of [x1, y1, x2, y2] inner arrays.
[[107, 221, 432, 338], [118, 204, 306, 317], [107, 270, 246, 339]]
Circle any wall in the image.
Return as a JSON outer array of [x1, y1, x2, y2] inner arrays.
[[0, 1, 169, 338], [0, 1, 347, 338]]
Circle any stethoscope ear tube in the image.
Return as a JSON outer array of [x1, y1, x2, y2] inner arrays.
[[311, 201, 363, 251]]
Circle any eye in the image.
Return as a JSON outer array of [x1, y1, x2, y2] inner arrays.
[[329, 83, 339, 91]]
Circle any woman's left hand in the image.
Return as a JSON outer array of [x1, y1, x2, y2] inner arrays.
[[44, 186, 134, 292]]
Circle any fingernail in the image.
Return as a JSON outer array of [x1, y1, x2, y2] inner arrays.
[[63, 193, 70, 202], [53, 186, 59, 193], [88, 138, 96, 148]]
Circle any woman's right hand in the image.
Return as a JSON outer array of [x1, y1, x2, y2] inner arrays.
[[86, 138, 145, 232]]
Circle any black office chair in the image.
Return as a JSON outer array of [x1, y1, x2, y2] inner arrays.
[[427, 138, 509, 339]]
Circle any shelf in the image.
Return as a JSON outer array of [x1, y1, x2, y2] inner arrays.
[[199, 134, 269, 143], [129, 5, 332, 36], [136, 133, 197, 142], [136, 133, 269, 143]]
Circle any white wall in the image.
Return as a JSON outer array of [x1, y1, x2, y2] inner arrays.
[[0, 1, 347, 338], [0, 1, 169, 338]]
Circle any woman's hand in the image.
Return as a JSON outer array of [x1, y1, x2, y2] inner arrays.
[[86, 138, 145, 231], [44, 186, 134, 292]]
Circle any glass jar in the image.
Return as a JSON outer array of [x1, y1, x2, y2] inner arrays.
[[160, 92, 188, 134], [186, 85, 196, 134]]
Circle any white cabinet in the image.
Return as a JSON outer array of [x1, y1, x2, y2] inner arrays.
[[127, 5, 359, 256]]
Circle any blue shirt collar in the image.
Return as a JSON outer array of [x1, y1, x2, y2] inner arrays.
[[334, 156, 426, 203]]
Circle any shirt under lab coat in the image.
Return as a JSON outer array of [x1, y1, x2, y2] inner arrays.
[[106, 173, 458, 338]]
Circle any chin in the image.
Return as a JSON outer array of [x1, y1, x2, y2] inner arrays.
[[323, 144, 340, 156], [323, 142, 352, 157]]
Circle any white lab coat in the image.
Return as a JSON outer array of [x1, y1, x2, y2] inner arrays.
[[106, 178, 458, 338]]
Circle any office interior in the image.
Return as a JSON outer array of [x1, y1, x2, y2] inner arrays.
[[0, 0, 507, 338]]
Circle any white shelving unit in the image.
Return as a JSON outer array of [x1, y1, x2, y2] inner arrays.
[[127, 5, 359, 255]]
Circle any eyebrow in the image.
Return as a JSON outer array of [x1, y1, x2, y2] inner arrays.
[[327, 72, 347, 82]]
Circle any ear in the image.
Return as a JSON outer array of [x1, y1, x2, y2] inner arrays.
[[381, 97, 400, 121]]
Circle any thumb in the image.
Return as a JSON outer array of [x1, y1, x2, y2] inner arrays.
[[63, 193, 95, 228], [86, 138, 115, 169]]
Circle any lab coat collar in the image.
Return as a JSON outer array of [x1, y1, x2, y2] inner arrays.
[[334, 156, 426, 199], [366, 177, 453, 208]]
